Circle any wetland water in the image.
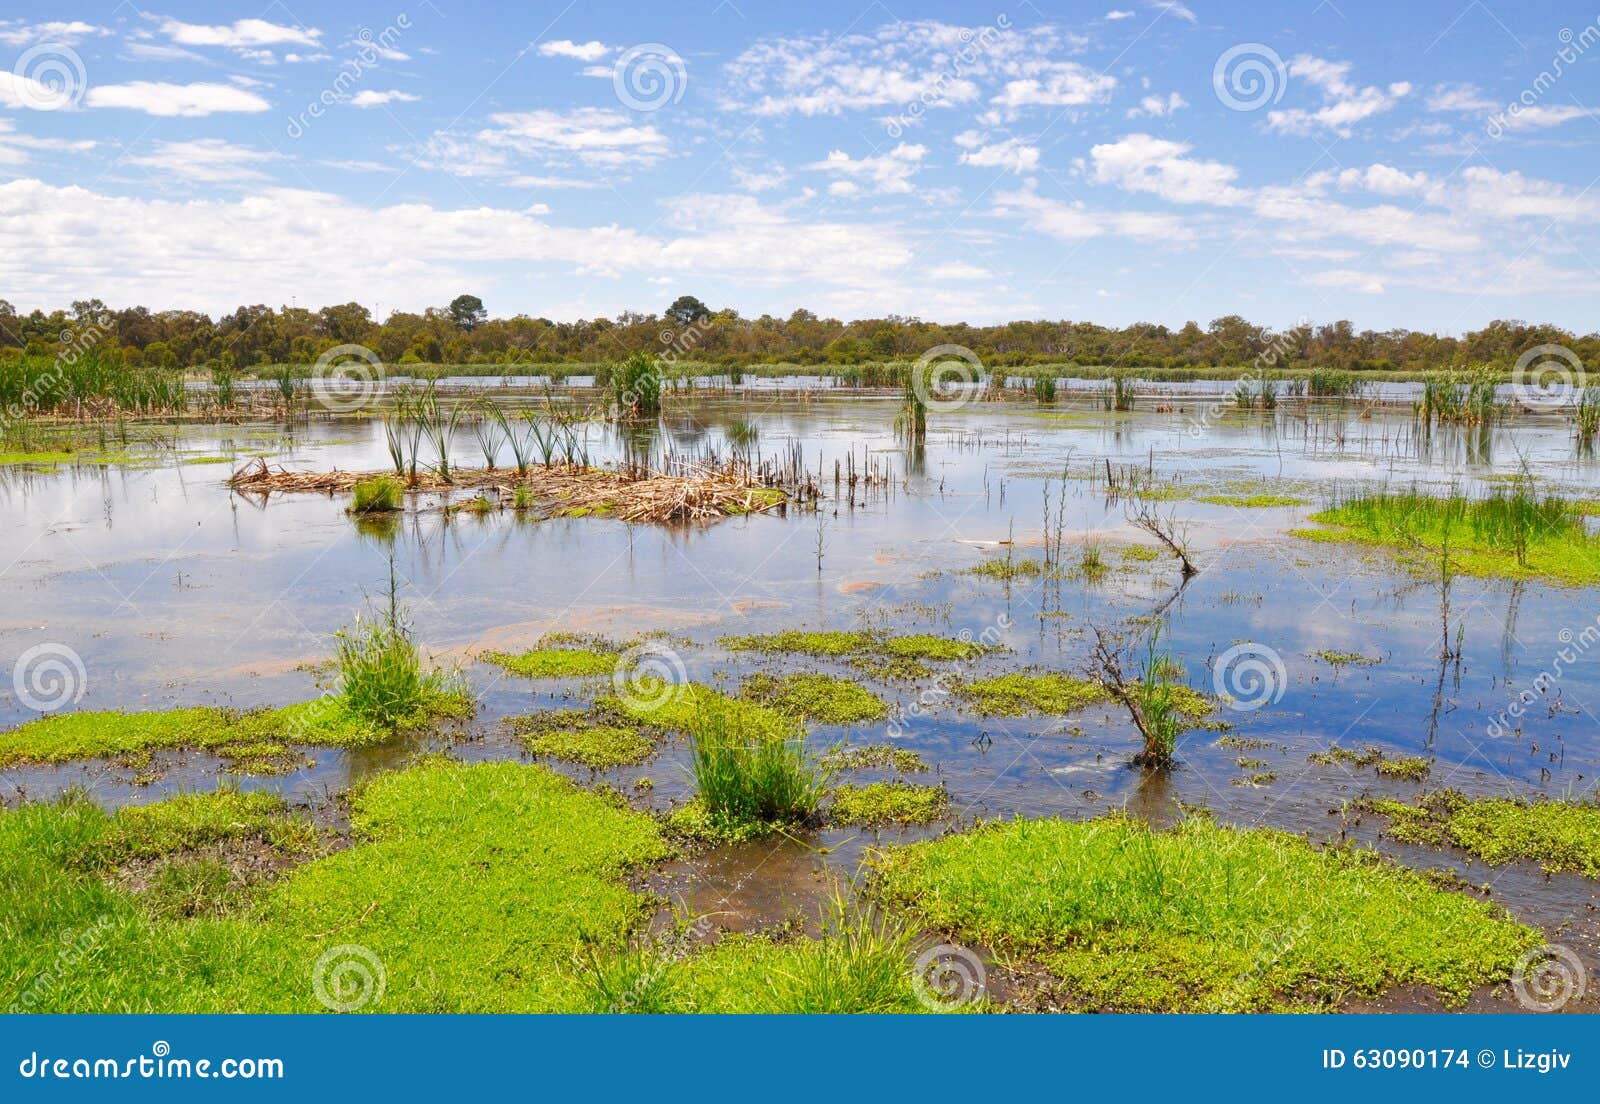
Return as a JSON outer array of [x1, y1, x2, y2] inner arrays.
[[4, 387, 1598, 1007]]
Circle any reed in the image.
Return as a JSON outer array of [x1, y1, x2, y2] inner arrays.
[[686, 697, 826, 829]]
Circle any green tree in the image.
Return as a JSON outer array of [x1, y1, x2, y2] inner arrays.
[[448, 295, 487, 331], [666, 295, 711, 327]]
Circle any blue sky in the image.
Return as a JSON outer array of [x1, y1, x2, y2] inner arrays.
[[0, 1, 1596, 333]]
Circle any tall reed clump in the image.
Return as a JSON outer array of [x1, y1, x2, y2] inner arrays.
[[686, 698, 827, 832], [1576, 388, 1600, 448], [1033, 374, 1058, 404], [349, 475, 402, 513], [1307, 369, 1362, 398], [612, 351, 662, 420], [333, 563, 461, 731], [382, 382, 464, 481], [0, 349, 185, 420], [1102, 373, 1135, 411], [1416, 368, 1502, 428], [896, 363, 928, 441]]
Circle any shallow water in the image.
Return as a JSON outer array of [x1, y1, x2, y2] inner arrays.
[[3, 392, 1598, 991]]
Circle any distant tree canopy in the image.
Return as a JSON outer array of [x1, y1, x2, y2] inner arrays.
[[666, 295, 712, 328], [0, 296, 1592, 375], [448, 294, 487, 331]]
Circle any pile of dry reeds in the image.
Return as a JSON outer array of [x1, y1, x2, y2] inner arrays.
[[227, 458, 787, 524]]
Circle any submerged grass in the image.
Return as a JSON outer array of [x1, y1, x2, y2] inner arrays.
[[518, 724, 656, 769], [1366, 791, 1600, 878], [955, 674, 1105, 717], [739, 672, 888, 725], [483, 645, 619, 679], [872, 814, 1538, 1011], [831, 782, 949, 826], [821, 744, 928, 774]]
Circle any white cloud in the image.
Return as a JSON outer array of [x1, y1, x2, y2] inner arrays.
[[723, 21, 1100, 117], [1303, 269, 1386, 293], [349, 90, 420, 108], [1089, 134, 1249, 206], [128, 138, 281, 182], [0, 180, 918, 312], [473, 108, 670, 169], [0, 20, 108, 46], [1104, 10, 1136, 20], [954, 133, 1039, 173], [1426, 82, 1494, 113], [1266, 55, 1410, 136], [808, 143, 927, 194], [928, 262, 989, 279], [86, 81, 271, 116], [1126, 92, 1187, 118], [732, 165, 788, 192], [538, 40, 610, 61], [1334, 164, 1429, 197], [1151, 1, 1197, 23], [0, 72, 59, 110], [160, 18, 320, 49], [992, 64, 1116, 110], [994, 186, 1193, 243], [0, 118, 94, 165]]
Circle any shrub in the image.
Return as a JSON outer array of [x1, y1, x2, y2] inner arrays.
[[349, 476, 402, 513]]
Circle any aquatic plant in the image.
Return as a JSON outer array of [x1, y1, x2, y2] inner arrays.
[[1032, 375, 1058, 403], [612, 351, 662, 420], [685, 697, 828, 833], [349, 475, 402, 513], [830, 781, 949, 825], [1087, 625, 1188, 767], [1576, 387, 1600, 447], [1102, 373, 1135, 411], [333, 564, 462, 732]]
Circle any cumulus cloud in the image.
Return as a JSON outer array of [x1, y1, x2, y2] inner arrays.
[[1266, 55, 1410, 136], [159, 18, 320, 49], [954, 132, 1040, 172], [538, 39, 610, 61], [1126, 92, 1187, 118], [85, 81, 272, 116], [808, 143, 927, 194], [994, 185, 1193, 243], [349, 90, 421, 108], [722, 20, 1105, 118]]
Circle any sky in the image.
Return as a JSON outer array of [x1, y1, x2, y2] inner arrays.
[[0, 1, 1596, 333]]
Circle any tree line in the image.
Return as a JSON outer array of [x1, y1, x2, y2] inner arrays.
[[1, 294, 1593, 374]]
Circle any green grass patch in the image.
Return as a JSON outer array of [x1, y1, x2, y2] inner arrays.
[[1195, 493, 1309, 508], [0, 759, 675, 1012], [966, 557, 1043, 581], [483, 646, 619, 678], [872, 814, 1538, 1011], [1297, 486, 1600, 585], [955, 673, 1105, 717], [1367, 791, 1600, 877], [88, 789, 320, 866], [740, 672, 887, 725], [831, 782, 949, 826], [721, 629, 998, 666], [0, 694, 471, 771], [517, 724, 656, 769]]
